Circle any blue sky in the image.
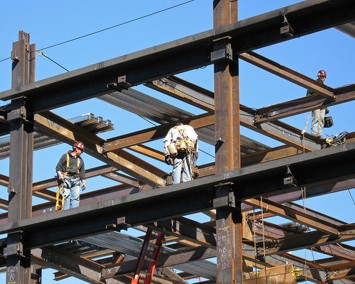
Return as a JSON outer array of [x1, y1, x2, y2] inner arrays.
[[0, 1, 354, 283]]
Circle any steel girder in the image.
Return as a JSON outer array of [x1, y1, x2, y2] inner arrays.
[[0, 142, 354, 248], [0, 1, 354, 114]]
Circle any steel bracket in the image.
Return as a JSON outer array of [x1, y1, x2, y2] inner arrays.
[[283, 165, 298, 187], [4, 231, 24, 258], [280, 15, 294, 36], [107, 75, 131, 91], [213, 182, 236, 209], [106, 216, 129, 231], [211, 36, 233, 62], [7, 105, 27, 122]]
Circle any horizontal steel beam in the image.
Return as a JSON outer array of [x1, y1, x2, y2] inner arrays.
[[148, 76, 320, 151], [0, 142, 354, 248], [254, 84, 355, 124], [0, 1, 353, 114]]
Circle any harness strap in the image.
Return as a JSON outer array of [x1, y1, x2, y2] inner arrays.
[[65, 153, 81, 175]]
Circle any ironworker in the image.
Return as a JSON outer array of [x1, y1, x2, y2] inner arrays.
[[306, 70, 328, 137], [56, 141, 86, 210], [164, 122, 198, 184]]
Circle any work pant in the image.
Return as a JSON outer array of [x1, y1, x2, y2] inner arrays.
[[311, 108, 325, 137], [172, 155, 192, 184], [61, 177, 81, 210]]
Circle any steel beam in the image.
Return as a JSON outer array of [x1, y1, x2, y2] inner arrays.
[[103, 113, 214, 153], [0, 1, 353, 114], [4, 31, 36, 284], [244, 198, 340, 235], [0, 142, 354, 248], [213, 1, 243, 283], [255, 230, 355, 257], [31, 247, 110, 284], [147, 77, 320, 151], [254, 84, 355, 124], [34, 111, 166, 187], [240, 51, 335, 99]]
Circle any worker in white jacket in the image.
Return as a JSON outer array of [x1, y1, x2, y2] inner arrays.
[[163, 123, 198, 184]]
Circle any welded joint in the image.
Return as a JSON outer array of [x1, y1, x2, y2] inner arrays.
[[211, 36, 233, 63], [107, 75, 131, 91], [283, 165, 298, 187], [280, 15, 294, 36]]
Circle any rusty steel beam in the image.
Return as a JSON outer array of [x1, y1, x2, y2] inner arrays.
[[213, 1, 243, 284], [240, 51, 335, 99], [244, 198, 340, 235], [149, 217, 216, 248], [102, 172, 140, 188], [0, 174, 8, 187], [251, 220, 355, 261], [5, 31, 35, 284], [103, 113, 214, 153], [1, 1, 354, 114], [107, 84, 270, 153], [31, 247, 110, 284], [328, 267, 355, 282], [256, 230, 355, 257], [0, 141, 354, 248], [80, 231, 217, 281], [34, 112, 166, 187], [147, 76, 320, 151], [254, 83, 355, 124], [128, 145, 165, 162], [146, 78, 214, 112]]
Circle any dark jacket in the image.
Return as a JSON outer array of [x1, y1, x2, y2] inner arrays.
[[56, 150, 85, 180]]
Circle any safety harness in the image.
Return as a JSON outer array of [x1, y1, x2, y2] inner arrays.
[[173, 126, 197, 180], [174, 126, 196, 153], [55, 154, 81, 211]]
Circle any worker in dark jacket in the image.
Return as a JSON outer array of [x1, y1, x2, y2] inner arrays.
[[56, 141, 86, 210]]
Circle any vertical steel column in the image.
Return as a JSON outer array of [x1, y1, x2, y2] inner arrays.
[[5, 31, 35, 284], [213, 1, 243, 283]]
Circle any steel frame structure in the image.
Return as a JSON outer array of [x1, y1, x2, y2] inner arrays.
[[0, 0, 354, 283]]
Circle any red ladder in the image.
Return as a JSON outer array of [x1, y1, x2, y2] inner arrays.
[[131, 228, 165, 284]]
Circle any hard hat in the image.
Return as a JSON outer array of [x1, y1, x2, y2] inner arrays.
[[73, 141, 84, 151], [317, 70, 326, 77]]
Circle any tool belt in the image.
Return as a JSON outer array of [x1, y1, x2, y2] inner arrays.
[[169, 139, 195, 157], [175, 139, 195, 152]]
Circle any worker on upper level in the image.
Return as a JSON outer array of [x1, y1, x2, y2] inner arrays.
[[163, 123, 198, 184], [306, 70, 329, 137]]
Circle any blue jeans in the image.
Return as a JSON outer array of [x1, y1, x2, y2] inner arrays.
[[172, 156, 192, 184], [61, 177, 81, 210], [311, 108, 325, 136]]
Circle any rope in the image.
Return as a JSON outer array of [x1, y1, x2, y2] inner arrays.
[[260, 197, 266, 262]]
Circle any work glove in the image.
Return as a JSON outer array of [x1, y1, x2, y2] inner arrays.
[[57, 171, 64, 181], [165, 155, 172, 165], [81, 180, 87, 190]]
